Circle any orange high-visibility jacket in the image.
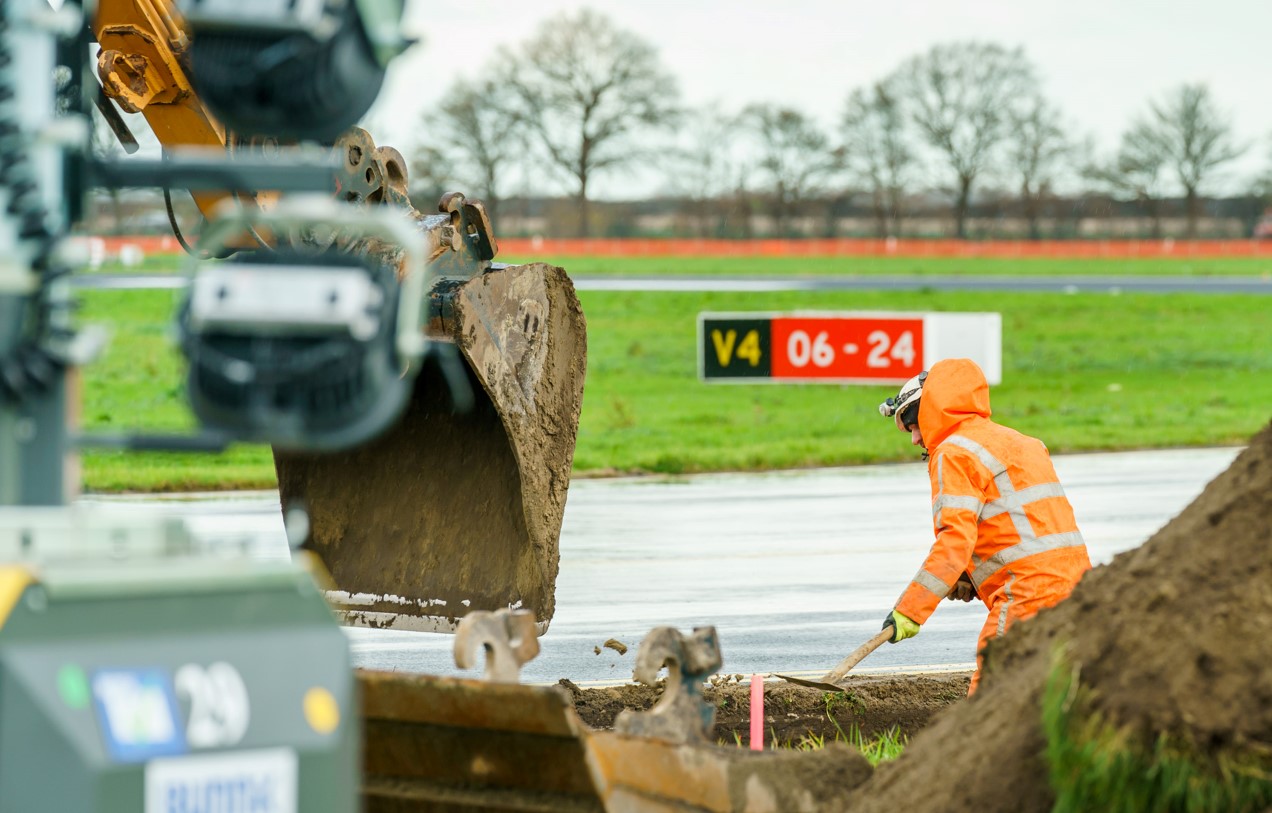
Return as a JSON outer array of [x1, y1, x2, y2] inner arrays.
[[894, 358, 1091, 633]]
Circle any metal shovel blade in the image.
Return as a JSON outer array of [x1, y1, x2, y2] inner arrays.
[[773, 627, 894, 692], [771, 674, 850, 693]]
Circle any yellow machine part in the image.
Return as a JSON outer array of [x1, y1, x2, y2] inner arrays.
[[93, 0, 234, 220], [0, 567, 34, 631]]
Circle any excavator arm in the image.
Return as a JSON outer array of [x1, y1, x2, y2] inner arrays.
[[94, 0, 230, 219], [91, 0, 587, 632]]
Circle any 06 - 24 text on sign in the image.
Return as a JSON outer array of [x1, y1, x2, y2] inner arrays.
[[698, 312, 1001, 386]]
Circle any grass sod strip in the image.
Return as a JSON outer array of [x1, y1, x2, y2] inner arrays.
[[77, 286, 1272, 491], [1043, 653, 1272, 813], [718, 723, 907, 765]]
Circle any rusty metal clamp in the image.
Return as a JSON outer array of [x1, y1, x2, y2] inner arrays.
[[614, 626, 722, 743], [453, 608, 541, 684]]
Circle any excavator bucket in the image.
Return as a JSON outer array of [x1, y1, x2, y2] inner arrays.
[[275, 261, 586, 632]]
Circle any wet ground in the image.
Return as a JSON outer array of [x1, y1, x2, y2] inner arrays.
[[88, 447, 1238, 687]]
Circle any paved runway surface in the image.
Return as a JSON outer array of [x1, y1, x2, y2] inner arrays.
[[88, 447, 1239, 686]]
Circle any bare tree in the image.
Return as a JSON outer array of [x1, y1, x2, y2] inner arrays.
[[1259, 136, 1272, 197], [1256, 135, 1272, 205], [740, 104, 836, 237], [417, 78, 524, 221], [890, 42, 1038, 238], [1084, 123, 1170, 238], [501, 9, 680, 237], [407, 144, 454, 213], [1252, 135, 1272, 237], [840, 81, 914, 238], [1136, 84, 1245, 238], [1006, 95, 1069, 239], [663, 104, 742, 237]]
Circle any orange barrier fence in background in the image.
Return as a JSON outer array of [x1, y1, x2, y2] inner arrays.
[[88, 235, 1272, 260], [495, 237, 1272, 259]]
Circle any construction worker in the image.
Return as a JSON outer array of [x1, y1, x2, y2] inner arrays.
[[877, 358, 1091, 694]]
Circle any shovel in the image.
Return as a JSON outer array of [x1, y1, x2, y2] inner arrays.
[[773, 627, 894, 692]]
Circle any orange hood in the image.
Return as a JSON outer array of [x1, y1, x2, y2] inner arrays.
[[917, 358, 992, 449]]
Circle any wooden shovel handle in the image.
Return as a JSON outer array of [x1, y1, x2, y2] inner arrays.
[[821, 627, 894, 685]]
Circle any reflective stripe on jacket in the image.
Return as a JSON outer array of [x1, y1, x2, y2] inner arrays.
[[895, 358, 1091, 625]]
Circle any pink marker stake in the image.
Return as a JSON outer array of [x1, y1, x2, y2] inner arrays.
[[749, 674, 764, 751]]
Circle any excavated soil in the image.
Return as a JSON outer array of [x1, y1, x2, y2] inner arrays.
[[559, 672, 970, 746], [846, 419, 1272, 813]]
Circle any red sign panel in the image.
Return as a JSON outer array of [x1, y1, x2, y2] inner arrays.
[[769, 317, 924, 381]]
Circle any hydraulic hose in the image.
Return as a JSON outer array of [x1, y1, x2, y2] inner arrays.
[[0, 0, 77, 404]]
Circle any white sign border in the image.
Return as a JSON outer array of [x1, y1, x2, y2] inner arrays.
[[697, 310, 1001, 386]]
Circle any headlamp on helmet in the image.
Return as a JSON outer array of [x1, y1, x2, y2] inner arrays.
[[878, 371, 927, 432]]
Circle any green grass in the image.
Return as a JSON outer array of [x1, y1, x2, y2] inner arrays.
[[573, 287, 1270, 474], [720, 687, 906, 761], [823, 690, 866, 718], [77, 287, 276, 491], [501, 255, 1272, 278], [844, 725, 907, 766], [82, 254, 190, 274], [776, 723, 906, 766], [75, 267, 1272, 491], [1043, 653, 1272, 812]]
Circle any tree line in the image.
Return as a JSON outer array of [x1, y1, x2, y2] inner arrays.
[[412, 9, 1269, 240]]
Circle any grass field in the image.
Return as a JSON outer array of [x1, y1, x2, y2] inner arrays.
[[77, 259, 1272, 491]]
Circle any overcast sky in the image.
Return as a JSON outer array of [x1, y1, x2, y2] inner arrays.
[[366, 1, 1269, 199]]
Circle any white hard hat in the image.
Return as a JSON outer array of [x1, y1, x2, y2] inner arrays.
[[878, 371, 927, 432]]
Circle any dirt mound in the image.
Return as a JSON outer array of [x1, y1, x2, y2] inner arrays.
[[723, 742, 874, 810], [559, 672, 969, 746], [848, 420, 1272, 813]]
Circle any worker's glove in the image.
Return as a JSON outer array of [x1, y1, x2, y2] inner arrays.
[[946, 574, 977, 603], [882, 610, 920, 643]]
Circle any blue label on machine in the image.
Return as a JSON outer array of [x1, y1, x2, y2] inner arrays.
[[91, 668, 187, 762]]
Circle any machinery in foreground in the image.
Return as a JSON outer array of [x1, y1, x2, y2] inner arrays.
[[1, 1, 369, 808], [1, 0, 582, 807]]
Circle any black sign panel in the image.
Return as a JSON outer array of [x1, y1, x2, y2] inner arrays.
[[700, 317, 772, 379]]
